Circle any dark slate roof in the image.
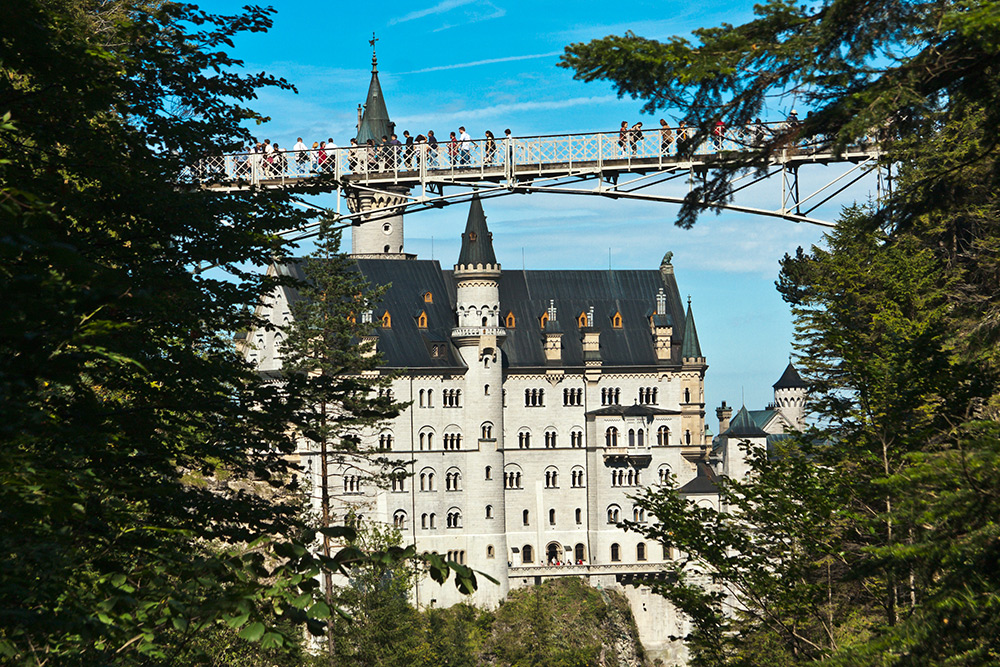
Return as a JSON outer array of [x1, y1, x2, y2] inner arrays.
[[275, 258, 464, 370], [679, 461, 719, 494], [586, 403, 680, 417], [276, 254, 694, 371], [355, 59, 393, 145], [722, 406, 769, 438], [456, 195, 497, 267], [773, 362, 808, 389], [681, 299, 702, 359], [463, 267, 689, 369]]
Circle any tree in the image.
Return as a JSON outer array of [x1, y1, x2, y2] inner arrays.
[[561, 2, 1000, 663], [278, 222, 407, 658]]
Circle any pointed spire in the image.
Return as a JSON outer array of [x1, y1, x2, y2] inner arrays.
[[355, 47, 393, 146], [681, 296, 703, 359], [773, 361, 808, 389], [457, 194, 498, 268]]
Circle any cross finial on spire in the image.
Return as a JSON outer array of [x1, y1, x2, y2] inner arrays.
[[369, 32, 379, 71], [687, 294, 692, 306]]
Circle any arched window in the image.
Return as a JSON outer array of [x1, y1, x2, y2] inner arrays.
[[485, 505, 494, 519], [522, 545, 533, 564], [419, 389, 425, 408], [427, 389, 433, 407], [633, 507, 646, 522], [637, 543, 647, 561], [518, 430, 531, 448], [544, 430, 557, 448], [522, 509, 530, 526], [487, 545, 495, 559], [571, 430, 584, 447], [485, 465, 492, 480], [481, 422, 493, 440], [391, 468, 406, 492], [429, 513, 436, 529], [421, 513, 428, 529], [685, 429, 692, 445], [446, 510, 462, 529], [607, 505, 621, 523], [606, 427, 619, 448], [657, 425, 670, 445], [684, 387, 691, 403], [637, 429, 644, 447], [629, 429, 635, 447], [658, 465, 672, 485], [544, 467, 558, 488], [575, 543, 585, 563], [548, 508, 556, 525], [393, 510, 406, 529], [575, 508, 582, 524], [610, 543, 621, 562]]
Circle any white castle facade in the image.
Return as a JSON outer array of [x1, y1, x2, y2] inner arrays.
[[244, 59, 809, 665]]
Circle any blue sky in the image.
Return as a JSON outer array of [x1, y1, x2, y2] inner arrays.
[[200, 0, 875, 429]]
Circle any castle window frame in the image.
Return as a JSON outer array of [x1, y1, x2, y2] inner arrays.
[[544, 466, 559, 488], [571, 430, 584, 448], [548, 509, 556, 526], [575, 543, 585, 562], [522, 544, 533, 564], [657, 425, 670, 446], [416, 311, 428, 328], [522, 509, 530, 526], [571, 467, 585, 488], [423, 291, 433, 303], [539, 311, 549, 328], [487, 545, 495, 558], [544, 430, 557, 448], [518, 430, 531, 449], [637, 543, 647, 561], [485, 505, 494, 519], [505, 312, 516, 328], [393, 510, 407, 529], [607, 505, 621, 524], [391, 468, 406, 493], [610, 543, 621, 562], [575, 508, 583, 525], [446, 509, 463, 529], [380, 311, 391, 328], [611, 311, 623, 328], [605, 426, 619, 448], [577, 311, 588, 328], [481, 422, 494, 440]]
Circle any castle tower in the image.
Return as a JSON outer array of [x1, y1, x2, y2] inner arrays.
[[348, 51, 408, 257], [719, 406, 768, 480], [680, 297, 708, 461], [451, 195, 509, 605], [772, 361, 808, 430]]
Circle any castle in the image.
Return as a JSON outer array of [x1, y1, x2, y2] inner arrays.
[[245, 57, 809, 664]]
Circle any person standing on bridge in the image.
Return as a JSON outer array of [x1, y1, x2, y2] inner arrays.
[[448, 131, 458, 167], [403, 130, 414, 169], [659, 119, 674, 155], [485, 130, 497, 165], [390, 133, 402, 169], [713, 119, 725, 151], [293, 137, 308, 174], [504, 128, 513, 165], [630, 122, 643, 154], [618, 121, 628, 155], [427, 130, 439, 167], [458, 126, 472, 165]]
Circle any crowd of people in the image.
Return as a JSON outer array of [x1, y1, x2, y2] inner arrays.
[[230, 113, 806, 179]]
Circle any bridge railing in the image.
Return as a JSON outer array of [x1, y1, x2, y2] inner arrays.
[[183, 122, 878, 187]]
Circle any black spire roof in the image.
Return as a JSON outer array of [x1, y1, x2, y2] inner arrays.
[[681, 297, 703, 359], [457, 195, 498, 267], [773, 361, 808, 389], [722, 406, 769, 438], [355, 54, 393, 145]]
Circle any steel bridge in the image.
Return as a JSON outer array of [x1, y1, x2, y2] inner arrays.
[[188, 123, 884, 229]]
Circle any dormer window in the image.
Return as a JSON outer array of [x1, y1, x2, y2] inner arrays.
[[539, 312, 549, 328], [612, 312, 623, 328], [505, 312, 516, 328], [468, 232, 478, 242], [577, 312, 588, 328], [417, 311, 428, 328], [381, 311, 391, 328], [423, 291, 433, 303]]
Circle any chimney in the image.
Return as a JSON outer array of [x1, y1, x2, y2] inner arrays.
[[716, 401, 733, 434]]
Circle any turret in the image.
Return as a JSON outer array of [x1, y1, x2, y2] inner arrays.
[[680, 297, 707, 461], [450, 195, 508, 605], [772, 361, 808, 430], [719, 406, 768, 480], [348, 51, 408, 257]]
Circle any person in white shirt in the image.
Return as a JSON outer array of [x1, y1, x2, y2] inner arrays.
[[458, 126, 472, 165], [292, 137, 308, 174]]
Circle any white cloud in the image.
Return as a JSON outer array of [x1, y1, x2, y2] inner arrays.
[[402, 51, 562, 74], [388, 0, 477, 25], [395, 94, 620, 125]]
